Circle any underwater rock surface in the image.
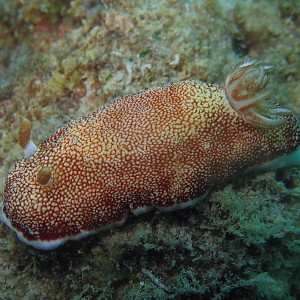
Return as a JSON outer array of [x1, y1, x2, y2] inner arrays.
[[0, 0, 299, 299]]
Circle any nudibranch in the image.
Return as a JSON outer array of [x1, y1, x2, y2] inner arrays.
[[2, 59, 300, 250]]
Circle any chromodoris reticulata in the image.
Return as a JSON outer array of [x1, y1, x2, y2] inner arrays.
[[1, 59, 300, 250]]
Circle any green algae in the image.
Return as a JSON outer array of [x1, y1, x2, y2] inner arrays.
[[0, 0, 300, 299]]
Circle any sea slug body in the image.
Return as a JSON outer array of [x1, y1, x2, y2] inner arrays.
[[2, 59, 300, 250]]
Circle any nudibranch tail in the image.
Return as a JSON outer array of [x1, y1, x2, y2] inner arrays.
[[225, 59, 291, 129], [18, 119, 37, 158]]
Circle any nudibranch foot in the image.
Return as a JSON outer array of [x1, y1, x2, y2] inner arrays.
[[156, 195, 206, 213], [1, 209, 128, 250], [2, 59, 300, 250], [225, 59, 290, 129], [250, 146, 300, 172], [130, 195, 205, 216]]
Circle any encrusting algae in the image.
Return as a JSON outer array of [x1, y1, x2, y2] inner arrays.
[[2, 59, 300, 250]]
